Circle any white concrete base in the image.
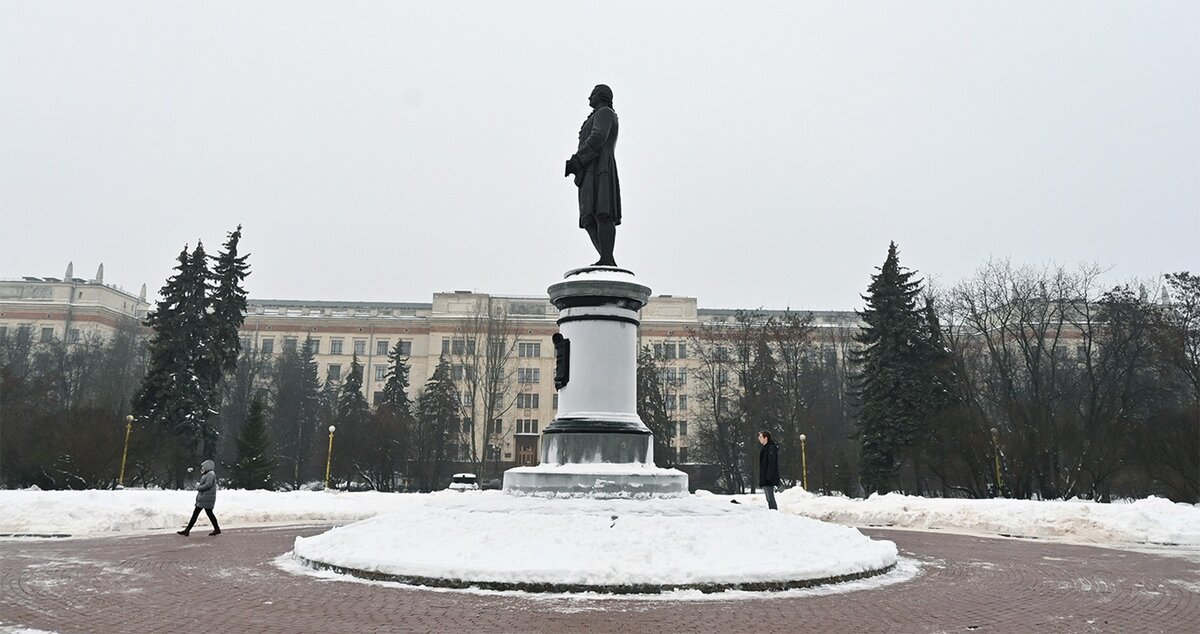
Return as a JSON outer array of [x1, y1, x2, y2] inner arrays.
[[504, 462, 689, 498]]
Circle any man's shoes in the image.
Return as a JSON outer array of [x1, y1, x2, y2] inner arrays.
[[177, 530, 190, 536], [209, 530, 221, 536]]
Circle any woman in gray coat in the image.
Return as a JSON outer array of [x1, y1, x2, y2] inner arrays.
[[177, 459, 221, 536]]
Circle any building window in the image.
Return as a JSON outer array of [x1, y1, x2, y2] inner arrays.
[[552, 393, 559, 410], [398, 340, 412, 356], [375, 364, 387, 381], [373, 390, 384, 404], [452, 365, 476, 381], [441, 338, 450, 356], [261, 338, 274, 354], [679, 395, 688, 411], [516, 393, 540, 409], [665, 367, 687, 385], [307, 339, 321, 355], [517, 368, 540, 384], [653, 342, 684, 360], [40, 327, 54, 343], [488, 418, 503, 435], [67, 329, 81, 343], [283, 337, 298, 351], [328, 364, 342, 381], [353, 339, 366, 355], [448, 338, 475, 356], [717, 369, 729, 386], [0, 326, 7, 341], [330, 339, 344, 355], [716, 346, 729, 361], [376, 340, 390, 356], [461, 391, 475, 408], [677, 447, 688, 463], [516, 419, 539, 435], [666, 394, 677, 410], [518, 342, 541, 357], [676, 421, 688, 437]]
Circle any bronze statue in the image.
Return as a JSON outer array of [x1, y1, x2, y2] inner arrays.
[[565, 84, 621, 267]]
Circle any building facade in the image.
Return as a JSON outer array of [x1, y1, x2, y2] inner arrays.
[[241, 291, 861, 471], [0, 265, 150, 345], [1, 267, 860, 476]]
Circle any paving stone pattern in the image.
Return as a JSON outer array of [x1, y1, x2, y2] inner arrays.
[[2, 525, 1197, 633]]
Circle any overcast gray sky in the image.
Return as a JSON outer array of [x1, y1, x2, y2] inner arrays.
[[2, 1, 1197, 311]]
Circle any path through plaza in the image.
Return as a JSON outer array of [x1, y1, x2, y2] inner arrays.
[[2, 525, 1197, 633]]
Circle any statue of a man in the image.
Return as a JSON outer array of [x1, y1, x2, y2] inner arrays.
[[565, 84, 621, 267]]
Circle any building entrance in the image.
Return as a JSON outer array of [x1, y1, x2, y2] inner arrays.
[[515, 436, 538, 467]]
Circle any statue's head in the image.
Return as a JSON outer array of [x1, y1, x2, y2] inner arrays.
[[589, 84, 613, 109]]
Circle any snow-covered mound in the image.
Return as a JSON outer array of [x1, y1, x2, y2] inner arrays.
[[754, 488, 1200, 546], [292, 491, 897, 590]]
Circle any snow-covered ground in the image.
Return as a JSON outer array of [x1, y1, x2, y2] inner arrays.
[[1, 487, 1197, 550], [727, 488, 1200, 547]]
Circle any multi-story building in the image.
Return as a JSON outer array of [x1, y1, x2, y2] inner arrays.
[[0, 264, 150, 345], [242, 291, 861, 471]]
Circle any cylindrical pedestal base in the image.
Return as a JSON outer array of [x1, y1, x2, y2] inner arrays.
[[541, 430, 652, 464], [502, 266, 689, 497]]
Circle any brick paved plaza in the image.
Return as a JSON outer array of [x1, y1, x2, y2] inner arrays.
[[3, 525, 1197, 633]]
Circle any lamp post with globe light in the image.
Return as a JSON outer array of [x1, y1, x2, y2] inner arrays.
[[324, 425, 337, 491], [799, 433, 808, 491], [117, 415, 134, 488]]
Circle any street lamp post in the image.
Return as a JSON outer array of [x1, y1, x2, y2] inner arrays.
[[324, 425, 337, 491], [990, 427, 1003, 498], [117, 415, 134, 488], [799, 433, 808, 491]]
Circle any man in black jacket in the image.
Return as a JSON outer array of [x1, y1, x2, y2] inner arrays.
[[758, 431, 781, 510]]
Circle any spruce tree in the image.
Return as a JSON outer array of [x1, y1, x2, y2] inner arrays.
[[210, 225, 249, 377], [228, 397, 276, 490], [351, 341, 412, 491], [380, 341, 413, 412], [135, 244, 217, 475], [415, 357, 461, 491], [331, 354, 369, 485], [337, 354, 369, 423], [742, 336, 786, 487], [272, 337, 322, 487], [853, 242, 929, 495], [295, 336, 322, 485]]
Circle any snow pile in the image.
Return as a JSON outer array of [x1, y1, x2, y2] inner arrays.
[[2, 487, 1197, 549], [752, 488, 1200, 546], [0, 488, 415, 536], [292, 492, 897, 587]]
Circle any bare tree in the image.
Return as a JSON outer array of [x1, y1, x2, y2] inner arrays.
[[687, 316, 750, 493], [449, 298, 520, 478]]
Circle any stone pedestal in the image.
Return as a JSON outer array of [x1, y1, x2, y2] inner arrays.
[[503, 267, 688, 498]]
